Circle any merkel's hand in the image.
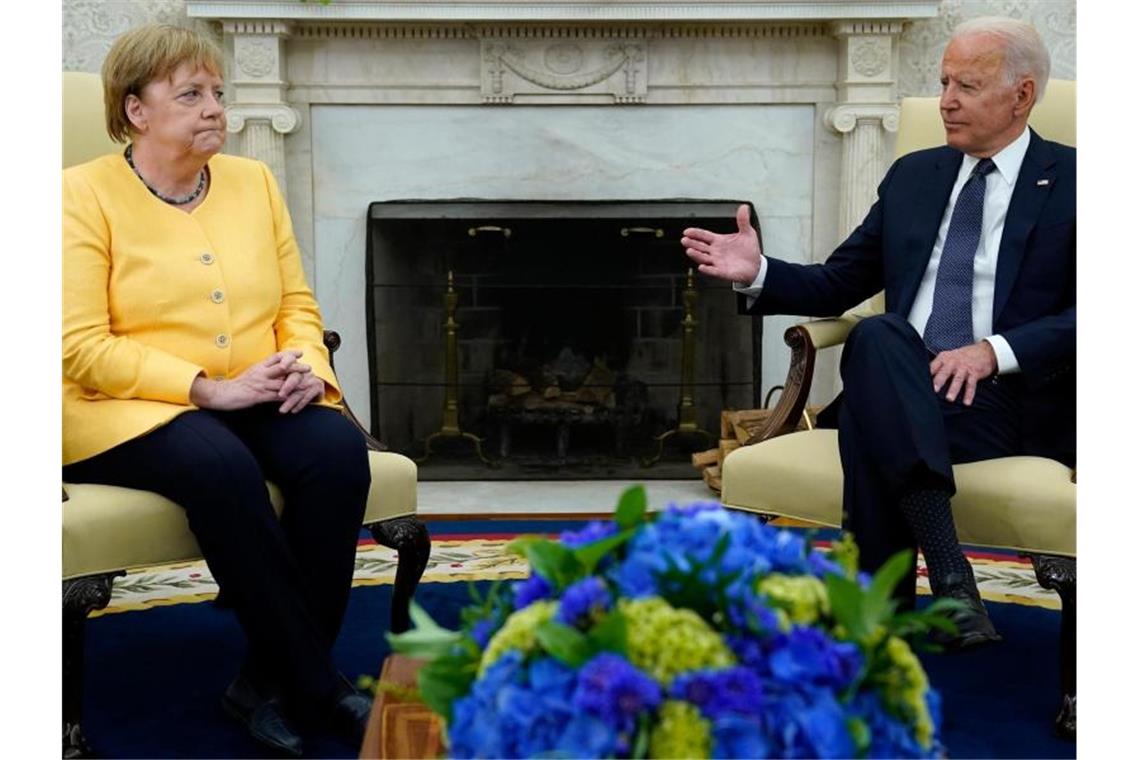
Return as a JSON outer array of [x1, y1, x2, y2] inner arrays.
[[278, 371, 324, 414], [929, 341, 998, 406], [681, 204, 763, 285], [190, 350, 303, 410]]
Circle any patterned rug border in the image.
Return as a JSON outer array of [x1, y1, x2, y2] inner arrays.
[[94, 535, 1059, 616]]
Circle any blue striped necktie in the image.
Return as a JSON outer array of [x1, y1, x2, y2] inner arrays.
[[923, 158, 997, 354]]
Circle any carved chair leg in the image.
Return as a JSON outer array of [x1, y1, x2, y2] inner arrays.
[[1030, 554, 1076, 741], [63, 572, 122, 759], [369, 517, 431, 633]]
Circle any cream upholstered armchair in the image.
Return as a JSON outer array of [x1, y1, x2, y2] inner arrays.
[[720, 80, 1076, 739], [61, 71, 428, 757]]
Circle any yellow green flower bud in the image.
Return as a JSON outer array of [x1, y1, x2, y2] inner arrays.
[[649, 700, 711, 759], [618, 597, 735, 685], [756, 574, 830, 625], [881, 636, 935, 749], [478, 600, 557, 675]]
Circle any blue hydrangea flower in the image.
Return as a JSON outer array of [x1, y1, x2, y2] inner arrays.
[[710, 714, 770, 759], [794, 689, 857, 758], [559, 520, 619, 548], [807, 548, 846, 579], [469, 618, 496, 648], [572, 652, 662, 734], [671, 667, 765, 718], [557, 576, 612, 626], [512, 572, 553, 609], [765, 626, 864, 691], [848, 690, 943, 758]]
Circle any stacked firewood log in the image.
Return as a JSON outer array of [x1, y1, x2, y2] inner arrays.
[[692, 406, 821, 494]]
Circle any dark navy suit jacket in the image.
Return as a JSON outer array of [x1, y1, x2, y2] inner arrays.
[[749, 129, 1076, 464]]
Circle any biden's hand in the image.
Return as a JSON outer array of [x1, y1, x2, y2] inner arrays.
[[929, 341, 998, 406], [681, 204, 763, 286]]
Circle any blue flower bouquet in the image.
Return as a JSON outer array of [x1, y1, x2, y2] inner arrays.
[[388, 486, 954, 758]]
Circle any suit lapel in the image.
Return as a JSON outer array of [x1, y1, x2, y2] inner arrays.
[[993, 129, 1057, 324], [896, 149, 960, 317]]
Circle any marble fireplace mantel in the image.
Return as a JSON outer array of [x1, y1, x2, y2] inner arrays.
[[186, 0, 941, 425], [187, 1, 941, 22]]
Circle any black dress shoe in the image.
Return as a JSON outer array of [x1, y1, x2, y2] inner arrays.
[[931, 577, 1002, 651], [325, 687, 373, 749], [222, 675, 304, 757]]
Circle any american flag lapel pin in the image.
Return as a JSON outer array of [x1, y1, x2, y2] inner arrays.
[[1036, 179, 1050, 186]]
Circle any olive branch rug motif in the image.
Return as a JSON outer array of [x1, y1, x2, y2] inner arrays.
[[94, 537, 1060, 616]]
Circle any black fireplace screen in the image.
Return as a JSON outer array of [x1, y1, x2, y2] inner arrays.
[[366, 200, 762, 479]]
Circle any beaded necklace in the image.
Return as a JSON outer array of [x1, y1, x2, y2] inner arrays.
[[125, 144, 207, 205]]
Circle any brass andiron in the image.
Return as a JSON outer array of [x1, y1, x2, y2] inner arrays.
[[418, 271, 494, 466], [642, 268, 714, 466]]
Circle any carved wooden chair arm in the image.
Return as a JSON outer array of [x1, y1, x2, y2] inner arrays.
[[743, 314, 864, 446], [323, 330, 388, 452]]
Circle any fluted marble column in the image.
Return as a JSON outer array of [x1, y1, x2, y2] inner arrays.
[[826, 104, 899, 236], [827, 21, 904, 241], [222, 20, 299, 195], [226, 104, 301, 197]]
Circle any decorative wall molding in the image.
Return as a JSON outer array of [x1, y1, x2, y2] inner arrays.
[[481, 37, 647, 103], [825, 103, 899, 134], [225, 103, 301, 135], [235, 37, 278, 78], [898, 0, 1076, 97], [849, 37, 891, 78], [63, 0, 216, 73], [184, 1, 943, 23], [288, 22, 831, 40]]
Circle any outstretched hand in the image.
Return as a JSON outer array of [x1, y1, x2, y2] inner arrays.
[[681, 204, 763, 285]]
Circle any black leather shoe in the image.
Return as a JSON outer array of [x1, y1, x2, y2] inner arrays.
[[931, 576, 1002, 651], [222, 675, 304, 757], [326, 687, 373, 749]]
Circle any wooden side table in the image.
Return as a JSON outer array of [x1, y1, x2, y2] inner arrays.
[[360, 655, 445, 759]]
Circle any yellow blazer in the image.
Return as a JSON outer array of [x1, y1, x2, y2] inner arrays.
[[63, 153, 342, 465]]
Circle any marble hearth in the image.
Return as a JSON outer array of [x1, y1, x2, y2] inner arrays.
[[187, 1, 942, 434]]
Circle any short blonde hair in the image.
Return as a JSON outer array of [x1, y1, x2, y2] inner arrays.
[[101, 24, 224, 142]]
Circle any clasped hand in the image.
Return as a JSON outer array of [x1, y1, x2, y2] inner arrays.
[[190, 350, 324, 413], [929, 342, 997, 406]]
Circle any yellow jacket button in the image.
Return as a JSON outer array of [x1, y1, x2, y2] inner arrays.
[[215, 334, 229, 348], [210, 290, 225, 304], [199, 252, 215, 265]]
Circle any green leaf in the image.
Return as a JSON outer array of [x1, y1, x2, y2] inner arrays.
[[505, 534, 544, 558], [528, 540, 583, 589], [709, 531, 732, 564], [631, 713, 651, 759], [535, 621, 592, 667], [586, 610, 628, 655], [825, 573, 867, 641], [507, 536, 584, 589], [846, 716, 871, 755], [417, 655, 478, 722], [387, 601, 462, 660], [862, 549, 913, 628], [385, 626, 461, 660], [573, 527, 636, 575], [615, 484, 648, 529]]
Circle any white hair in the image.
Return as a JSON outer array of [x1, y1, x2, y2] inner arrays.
[[950, 16, 1051, 103]]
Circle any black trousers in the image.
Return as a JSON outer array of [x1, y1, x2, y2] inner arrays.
[[63, 404, 371, 709], [836, 313, 1020, 605]]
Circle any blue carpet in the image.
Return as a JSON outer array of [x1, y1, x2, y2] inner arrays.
[[80, 523, 1075, 759]]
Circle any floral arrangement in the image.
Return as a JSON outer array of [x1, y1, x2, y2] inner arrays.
[[388, 486, 954, 758]]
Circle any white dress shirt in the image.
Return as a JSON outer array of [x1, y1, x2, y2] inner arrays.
[[735, 127, 1031, 374]]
